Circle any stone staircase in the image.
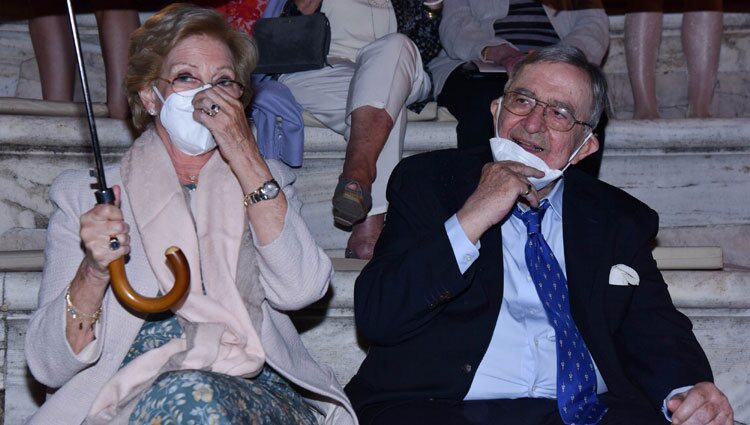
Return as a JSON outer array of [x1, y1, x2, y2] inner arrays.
[[1, 9, 750, 425]]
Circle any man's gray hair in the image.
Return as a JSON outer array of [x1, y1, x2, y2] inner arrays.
[[507, 45, 608, 128]]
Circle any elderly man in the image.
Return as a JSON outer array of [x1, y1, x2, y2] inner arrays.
[[345, 46, 733, 425]]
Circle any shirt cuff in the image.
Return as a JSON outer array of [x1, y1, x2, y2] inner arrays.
[[662, 385, 694, 421], [445, 214, 481, 274], [63, 301, 104, 363]]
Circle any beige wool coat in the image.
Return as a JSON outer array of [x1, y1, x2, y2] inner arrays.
[[24, 129, 357, 425]]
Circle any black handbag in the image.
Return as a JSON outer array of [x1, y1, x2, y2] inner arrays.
[[252, 13, 331, 75]]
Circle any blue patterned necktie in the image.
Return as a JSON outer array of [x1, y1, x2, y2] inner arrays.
[[513, 200, 608, 425]]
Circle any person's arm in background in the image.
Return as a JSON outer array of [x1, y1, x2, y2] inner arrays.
[[440, 0, 510, 63], [439, 0, 526, 72], [549, 0, 610, 64]]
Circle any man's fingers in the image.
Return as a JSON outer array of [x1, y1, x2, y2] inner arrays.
[[523, 186, 540, 208], [671, 383, 732, 425], [494, 160, 545, 178], [667, 396, 684, 415], [705, 410, 733, 425], [671, 390, 707, 424], [112, 184, 121, 208]]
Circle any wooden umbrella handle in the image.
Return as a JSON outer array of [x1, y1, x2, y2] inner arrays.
[[109, 246, 190, 313]]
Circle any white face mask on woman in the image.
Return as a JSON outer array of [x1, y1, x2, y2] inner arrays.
[[153, 85, 216, 156], [489, 97, 592, 190]]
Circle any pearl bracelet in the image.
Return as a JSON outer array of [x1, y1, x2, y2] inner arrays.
[[65, 286, 102, 330]]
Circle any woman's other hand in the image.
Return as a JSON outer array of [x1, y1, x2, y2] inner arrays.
[[294, 0, 322, 15], [192, 83, 288, 245], [79, 185, 130, 286], [192, 83, 260, 169]]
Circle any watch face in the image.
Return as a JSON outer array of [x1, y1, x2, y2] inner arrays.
[[262, 180, 280, 199]]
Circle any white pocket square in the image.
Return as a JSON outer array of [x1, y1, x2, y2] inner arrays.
[[609, 264, 640, 286]]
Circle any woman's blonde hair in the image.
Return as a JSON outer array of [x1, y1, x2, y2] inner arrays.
[[126, 3, 257, 130]]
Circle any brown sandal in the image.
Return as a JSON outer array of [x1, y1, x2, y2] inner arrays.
[[332, 176, 372, 227]]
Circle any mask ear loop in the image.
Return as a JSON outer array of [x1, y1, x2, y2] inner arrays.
[[152, 86, 166, 103], [494, 97, 503, 140], [561, 131, 593, 172]]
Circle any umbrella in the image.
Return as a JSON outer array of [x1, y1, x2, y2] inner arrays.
[[65, 0, 190, 313]]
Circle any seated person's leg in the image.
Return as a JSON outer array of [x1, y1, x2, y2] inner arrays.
[[131, 368, 317, 424], [340, 33, 432, 258], [277, 64, 352, 136]]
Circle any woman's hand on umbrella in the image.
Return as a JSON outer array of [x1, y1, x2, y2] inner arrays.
[[79, 185, 130, 285]]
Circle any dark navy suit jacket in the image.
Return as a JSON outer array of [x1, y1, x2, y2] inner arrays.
[[345, 147, 712, 415]]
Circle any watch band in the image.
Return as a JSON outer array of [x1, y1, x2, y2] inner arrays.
[[243, 179, 279, 207]]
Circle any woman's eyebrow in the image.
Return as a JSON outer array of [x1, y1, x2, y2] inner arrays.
[[165, 62, 197, 74]]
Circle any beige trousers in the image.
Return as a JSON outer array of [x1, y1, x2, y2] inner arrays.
[[279, 33, 432, 215]]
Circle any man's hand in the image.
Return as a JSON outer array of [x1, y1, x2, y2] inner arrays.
[[667, 382, 733, 425], [456, 161, 544, 244]]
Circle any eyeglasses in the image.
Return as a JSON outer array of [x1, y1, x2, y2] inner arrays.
[[158, 75, 245, 99], [502, 91, 592, 132]]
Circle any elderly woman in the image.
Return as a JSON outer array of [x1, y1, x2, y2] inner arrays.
[[24, 4, 356, 424]]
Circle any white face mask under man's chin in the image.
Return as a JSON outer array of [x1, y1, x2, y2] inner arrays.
[[489, 96, 593, 191]]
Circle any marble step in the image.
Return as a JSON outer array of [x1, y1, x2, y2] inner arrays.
[[0, 247, 725, 273], [1, 253, 749, 424], [1, 114, 749, 262], [2, 13, 750, 118]]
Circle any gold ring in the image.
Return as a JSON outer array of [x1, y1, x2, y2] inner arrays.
[[522, 184, 531, 197], [206, 103, 220, 117]]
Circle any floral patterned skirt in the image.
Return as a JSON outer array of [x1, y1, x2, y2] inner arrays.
[[121, 315, 318, 425]]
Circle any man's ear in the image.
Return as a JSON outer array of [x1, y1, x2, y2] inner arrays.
[[569, 133, 600, 165], [490, 98, 500, 118]]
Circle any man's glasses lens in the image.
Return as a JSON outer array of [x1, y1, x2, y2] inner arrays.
[[503, 92, 580, 132]]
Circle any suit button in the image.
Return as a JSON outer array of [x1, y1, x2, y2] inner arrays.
[[439, 290, 451, 301], [463, 364, 472, 373]]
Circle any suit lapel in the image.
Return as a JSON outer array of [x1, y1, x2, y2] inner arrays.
[[562, 170, 608, 320]]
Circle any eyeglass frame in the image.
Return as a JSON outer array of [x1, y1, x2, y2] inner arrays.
[[156, 75, 245, 99], [501, 90, 593, 132]]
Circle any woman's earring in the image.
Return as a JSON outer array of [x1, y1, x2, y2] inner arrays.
[[147, 108, 157, 116]]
